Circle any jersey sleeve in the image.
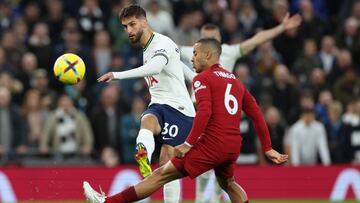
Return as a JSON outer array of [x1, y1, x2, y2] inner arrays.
[[185, 74, 212, 146], [150, 39, 175, 65], [180, 46, 193, 64], [241, 86, 272, 152], [225, 44, 243, 59]]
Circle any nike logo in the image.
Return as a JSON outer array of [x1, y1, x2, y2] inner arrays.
[[162, 136, 173, 140]]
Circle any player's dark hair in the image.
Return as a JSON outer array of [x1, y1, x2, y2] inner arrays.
[[201, 23, 220, 31], [119, 5, 146, 20], [197, 38, 222, 57]]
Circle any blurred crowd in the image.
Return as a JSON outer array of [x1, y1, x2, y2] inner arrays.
[[0, 0, 360, 167]]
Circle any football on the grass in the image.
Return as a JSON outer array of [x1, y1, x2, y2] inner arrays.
[[53, 53, 86, 85]]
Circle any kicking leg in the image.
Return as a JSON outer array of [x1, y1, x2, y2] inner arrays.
[[216, 176, 249, 203], [160, 144, 181, 203], [83, 161, 183, 203], [135, 114, 161, 177]]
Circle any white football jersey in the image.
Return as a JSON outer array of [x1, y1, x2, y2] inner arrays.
[[180, 44, 243, 73], [143, 32, 195, 117]]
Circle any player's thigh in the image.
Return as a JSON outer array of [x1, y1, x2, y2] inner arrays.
[[159, 144, 174, 166], [140, 113, 162, 135], [214, 153, 238, 184]]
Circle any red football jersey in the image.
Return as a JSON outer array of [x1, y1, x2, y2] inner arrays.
[[186, 64, 272, 154]]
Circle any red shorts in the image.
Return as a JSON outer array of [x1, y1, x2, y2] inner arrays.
[[171, 144, 239, 179]]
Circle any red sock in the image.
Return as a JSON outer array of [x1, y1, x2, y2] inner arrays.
[[105, 186, 138, 203]]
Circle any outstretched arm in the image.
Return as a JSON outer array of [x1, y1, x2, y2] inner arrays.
[[240, 13, 302, 55], [97, 55, 168, 82]]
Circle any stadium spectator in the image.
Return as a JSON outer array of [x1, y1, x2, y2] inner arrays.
[[237, 114, 258, 164], [64, 79, 93, 113], [237, 0, 262, 39], [28, 22, 53, 71], [336, 17, 360, 65], [255, 41, 282, 82], [0, 1, 13, 36], [145, 0, 175, 38], [22, 1, 41, 35], [0, 86, 27, 160], [318, 35, 337, 75], [0, 46, 14, 75], [234, 63, 260, 98], [325, 101, 347, 163], [334, 68, 360, 106], [315, 89, 334, 124], [0, 72, 23, 105], [30, 69, 58, 110], [19, 52, 39, 94], [90, 84, 128, 159], [342, 99, 360, 163], [119, 96, 146, 164], [1, 30, 24, 70], [266, 64, 300, 122], [293, 38, 322, 83], [297, 0, 327, 42], [92, 30, 112, 77], [45, 0, 66, 44], [40, 94, 93, 157], [78, 0, 105, 44], [288, 107, 331, 166], [173, 11, 201, 45], [13, 17, 28, 52], [258, 106, 288, 165], [21, 89, 48, 149], [221, 11, 242, 44], [306, 68, 329, 102]]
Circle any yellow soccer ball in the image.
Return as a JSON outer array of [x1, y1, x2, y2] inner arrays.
[[53, 53, 86, 85]]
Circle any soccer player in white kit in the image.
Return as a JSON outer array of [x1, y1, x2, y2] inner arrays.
[[97, 5, 195, 203], [180, 14, 302, 203]]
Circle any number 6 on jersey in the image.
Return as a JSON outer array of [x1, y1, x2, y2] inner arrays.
[[224, 83, 238, 115]]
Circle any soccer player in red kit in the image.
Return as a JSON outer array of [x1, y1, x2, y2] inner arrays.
[[83, 38, 288, 203]]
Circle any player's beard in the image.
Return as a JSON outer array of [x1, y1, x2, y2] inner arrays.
[[129, 29, 143, 44]]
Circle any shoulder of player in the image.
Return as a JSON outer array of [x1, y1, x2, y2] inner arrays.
[[154, 32, 176, 46]]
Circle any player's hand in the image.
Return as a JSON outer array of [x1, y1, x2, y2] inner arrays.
[[265, 149, 288, 164], [174, 144, 191, 158], [97, 72, 114, 82], [281, 13, 302, 30]]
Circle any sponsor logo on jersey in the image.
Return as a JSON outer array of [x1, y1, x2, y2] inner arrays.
[[146, 76, 158, 87], [154, 49, 167, 54], [162, 136, 173, 140], [193, 81, 206, 93]]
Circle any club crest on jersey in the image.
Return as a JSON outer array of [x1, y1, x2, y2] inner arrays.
[[146, 76, 158, 87], [193, 81, 206, 93]]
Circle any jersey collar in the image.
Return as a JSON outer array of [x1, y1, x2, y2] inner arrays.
[[143, 32, 155, 52]]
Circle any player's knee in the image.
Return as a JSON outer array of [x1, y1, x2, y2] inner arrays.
[[152, 166, 172, 184]]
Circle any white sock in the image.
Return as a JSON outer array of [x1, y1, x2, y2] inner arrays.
[[136, 129, 155, 163], [163, 179, 181, 203], [195, 171, 211, 203]]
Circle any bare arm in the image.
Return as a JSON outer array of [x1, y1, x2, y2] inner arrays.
[[240, 13, 302, 55]]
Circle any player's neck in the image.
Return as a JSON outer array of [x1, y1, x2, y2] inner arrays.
[[140, 29, 154, 49]]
